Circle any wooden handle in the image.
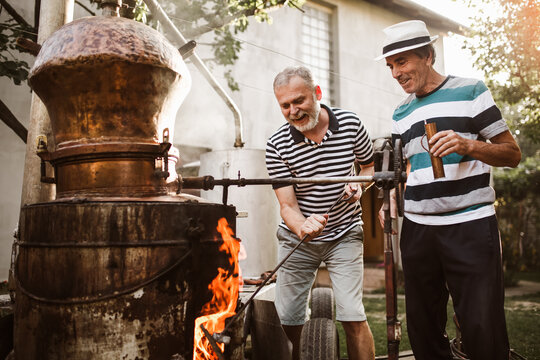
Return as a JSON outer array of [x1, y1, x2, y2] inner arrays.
[[424, 123, 445, 179]]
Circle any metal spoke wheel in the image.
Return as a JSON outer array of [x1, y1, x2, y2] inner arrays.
[[299, 318, 339, 360], [310, 287, 335, 320]]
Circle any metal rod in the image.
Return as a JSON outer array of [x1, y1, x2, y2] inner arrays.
[[381, 150, 401, 360], [143, 0, 245, 148], [199, 324, 226, 360], [214, 175, 374, 185], [181, 174, 401, 191]]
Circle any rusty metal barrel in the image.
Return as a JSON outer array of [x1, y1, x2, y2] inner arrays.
[[14, 14, 238, 360], [16, 202, 236, 359]]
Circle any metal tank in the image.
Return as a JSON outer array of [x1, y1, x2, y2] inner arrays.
[[14, 12, 239, 360], [199, 149, 279, 279]]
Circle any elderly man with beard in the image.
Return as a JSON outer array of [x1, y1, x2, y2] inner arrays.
[[265, 66, 376, 360]]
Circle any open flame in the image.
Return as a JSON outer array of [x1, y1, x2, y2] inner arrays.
[[193, 217, 241, 359]]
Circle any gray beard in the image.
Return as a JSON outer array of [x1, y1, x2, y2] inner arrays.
[[291, 103, 321, 132]]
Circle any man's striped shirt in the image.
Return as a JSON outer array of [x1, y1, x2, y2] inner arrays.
[[266, 104, 374, 242], [392, 76, 509, 225]]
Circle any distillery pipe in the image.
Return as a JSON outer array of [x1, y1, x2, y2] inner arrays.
[[144, 0, 245, 148]]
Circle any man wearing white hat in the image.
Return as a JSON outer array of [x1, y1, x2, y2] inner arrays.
[[377, 20, 521, 360]]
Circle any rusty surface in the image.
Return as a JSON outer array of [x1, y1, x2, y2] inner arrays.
[[27, 15, 191, 198], [30, 62, 185, 149], [15, 201, 236, 360], [30, 16, 187, 81], [29, 15, 190, 149]]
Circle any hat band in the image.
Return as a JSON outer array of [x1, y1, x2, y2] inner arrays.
[[382, 36, 431, 55]]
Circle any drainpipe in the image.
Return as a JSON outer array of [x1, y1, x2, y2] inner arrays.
[[20, 0, 74, 205], [144, 0, 245, 148]]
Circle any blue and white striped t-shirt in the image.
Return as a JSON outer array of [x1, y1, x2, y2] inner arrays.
[[266, 104, 374, 241], [392, 76, 509, 225]]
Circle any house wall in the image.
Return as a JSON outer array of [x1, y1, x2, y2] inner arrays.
[[0, 0, 454, 280], [0, 3, 35, 281], [174, 0, 448, 151]]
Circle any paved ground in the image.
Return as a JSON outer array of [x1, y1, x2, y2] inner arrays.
[[364, 265, 387, 293], [364, 265, 540, 297]]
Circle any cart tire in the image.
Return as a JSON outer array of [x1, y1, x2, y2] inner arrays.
[[310, 287, 335, 320], [299, 318, 339, 360]]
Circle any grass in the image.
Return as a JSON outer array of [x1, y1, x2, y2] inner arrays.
[[336, 291, 540, 360], [512, 271, 540, 283]]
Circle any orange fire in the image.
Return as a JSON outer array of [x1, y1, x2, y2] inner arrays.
[[193, 217, 241, 360]]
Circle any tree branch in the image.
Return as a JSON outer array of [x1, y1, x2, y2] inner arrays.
[[75, 0, 96, 16], [189, 6, 268, 38], [0, 98, 27, 143], [0, 0, 33, 29]]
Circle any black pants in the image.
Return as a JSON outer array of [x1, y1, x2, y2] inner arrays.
[[400, 215, 509, 360]]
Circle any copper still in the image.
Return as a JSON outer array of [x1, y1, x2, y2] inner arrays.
[[14, 12, 239, 360]]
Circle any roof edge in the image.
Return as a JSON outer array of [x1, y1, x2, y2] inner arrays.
[[363, 0, 468, 35]]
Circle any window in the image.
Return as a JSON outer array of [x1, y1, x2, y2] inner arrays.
[[301, 3, 336, 105]]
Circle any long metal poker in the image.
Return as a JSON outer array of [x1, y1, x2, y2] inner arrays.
[[213, 189, 352, 344]]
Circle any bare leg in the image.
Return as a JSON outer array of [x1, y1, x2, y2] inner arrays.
[[341, 320, 375, 360], [282, 324, 303, 360]]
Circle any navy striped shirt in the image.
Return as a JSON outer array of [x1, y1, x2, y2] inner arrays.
[[265, 104, 374, 241], [392, 76, 509, 225]]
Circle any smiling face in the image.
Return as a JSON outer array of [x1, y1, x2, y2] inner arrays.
[[274, 75, 322, 133], [385, 49, 434, 96]]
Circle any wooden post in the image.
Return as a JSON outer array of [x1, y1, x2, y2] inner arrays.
[[20, 0, 74, 205]]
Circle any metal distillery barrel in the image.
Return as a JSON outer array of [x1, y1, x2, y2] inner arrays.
[[13, 10, 242, 360], [15, 200, 236, 359]]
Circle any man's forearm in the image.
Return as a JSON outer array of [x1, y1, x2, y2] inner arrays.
[[431, 130, 521, 168], [466, 139, 521, 168], [280, 205, 307, 239]]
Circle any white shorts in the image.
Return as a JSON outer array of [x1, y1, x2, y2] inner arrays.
[[275, 224, 367, 325]]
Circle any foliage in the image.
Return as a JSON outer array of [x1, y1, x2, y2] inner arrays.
[[1, 0, 303, 90], [494, 152, 540, 272], [464, 0, 540, 142], [0, 16, 31, 85], [155, 0, 304, 91], [92, 0, 304, 91]]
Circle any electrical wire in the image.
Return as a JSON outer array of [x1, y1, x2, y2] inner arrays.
[[164, 12, 403, 99]]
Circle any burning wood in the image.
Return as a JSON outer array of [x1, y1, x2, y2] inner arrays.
[[193, 218, 241, 360]]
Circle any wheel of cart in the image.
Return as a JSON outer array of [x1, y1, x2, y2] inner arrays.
[[449, 314, 527, 360], [299, 286, 340, 360], [310, 287, 335, 320], [299, 318, 339, 360]]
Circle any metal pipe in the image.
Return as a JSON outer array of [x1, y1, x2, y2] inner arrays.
[[180, 172, 402, 191], [64, 0, 74, 23], [144, 0, 245, 148]]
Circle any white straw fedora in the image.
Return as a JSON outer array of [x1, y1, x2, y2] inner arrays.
[[375, 20, 438, 61]]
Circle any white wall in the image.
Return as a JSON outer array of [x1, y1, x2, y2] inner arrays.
[[173, 0, 451, 153], [0, 3, 35, 280], [173, 6, 301, 152]]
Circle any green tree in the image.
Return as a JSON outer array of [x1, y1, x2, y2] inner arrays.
[[0, 3, 34, 86], [494, 152, 540, 274], [464, 0, 539, 142]]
